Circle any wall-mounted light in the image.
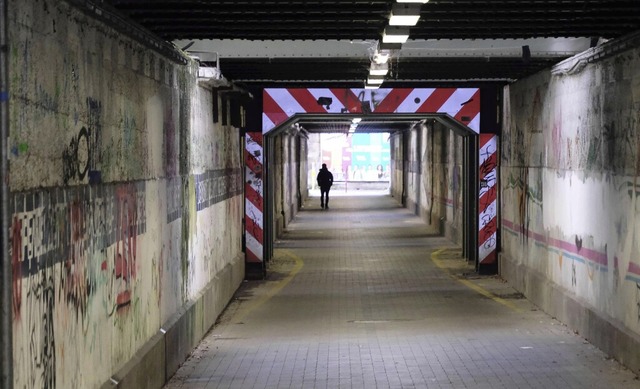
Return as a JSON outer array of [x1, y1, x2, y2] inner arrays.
[[382, 26, 410, 44], [389, 4, 421, 26], [369, 62, 389, 76]]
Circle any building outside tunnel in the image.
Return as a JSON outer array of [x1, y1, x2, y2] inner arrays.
[[2, 0, 640, 388]]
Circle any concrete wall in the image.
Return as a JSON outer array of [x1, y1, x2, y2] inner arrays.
[[8, 1, 244, 388], [272, 131, 306, 238], [391, 123, 464, 242], [500, 35, 640, 374]]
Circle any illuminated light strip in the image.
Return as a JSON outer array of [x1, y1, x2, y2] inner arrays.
[[478, 134, 498, 265]]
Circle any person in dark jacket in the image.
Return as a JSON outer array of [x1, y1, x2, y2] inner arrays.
[[316, 163, 334, 209]]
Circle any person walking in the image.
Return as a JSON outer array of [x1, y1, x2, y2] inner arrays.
[[316, 163, 333, 209]]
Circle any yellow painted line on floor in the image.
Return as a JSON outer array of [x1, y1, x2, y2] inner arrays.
[[431, 248, 522, 313], [234, 249, 304, 322]]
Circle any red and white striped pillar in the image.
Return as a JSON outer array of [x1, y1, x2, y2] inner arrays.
[[245, 132, 264, 263], [478, 134, 498, 265]]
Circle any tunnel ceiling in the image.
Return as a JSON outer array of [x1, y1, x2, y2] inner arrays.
[[105, 0, 640, 86]]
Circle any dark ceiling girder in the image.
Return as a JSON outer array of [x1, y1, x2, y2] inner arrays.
[[104, 0, 640, 86]]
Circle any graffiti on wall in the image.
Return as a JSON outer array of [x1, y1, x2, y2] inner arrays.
[[10, 182, 147, 387], [195, 168, 243, 212], [62, 98, 103, 185], [10, 183, 147, 318]]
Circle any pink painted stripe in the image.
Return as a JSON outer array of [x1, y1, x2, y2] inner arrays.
[[628, 261, 640, 276], [502, 218, 608, 266]]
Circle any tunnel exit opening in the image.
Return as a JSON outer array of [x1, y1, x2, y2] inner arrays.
[[245, 88, 497, 279]]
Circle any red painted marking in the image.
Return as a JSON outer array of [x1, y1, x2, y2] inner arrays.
[[245, 216, 264, 245], [479, 217, 497, 241], [374, 88, 413, 113], [417, 88, 456, 113], [479, 153, 497, 182], [246, 248, 262, 263], [479, 187, 497, 214], [454, 89, 481, 124], [479, 133, 495, 150], [245, 150, 263, 175], [288, 89, 327, 113], [481, 251, 497, 264], [263, 91, 290, 127], [330, 88, 363, 113], [245, 183, 263, 210], [246, 131, 263, 146]]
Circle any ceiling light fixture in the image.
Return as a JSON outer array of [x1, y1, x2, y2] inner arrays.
[[372, 50, 390, 64], [382, 26, 410, 44], [396, 0, 429, 3], [389, 4, 421, 26], [369, 62, 389, 76]]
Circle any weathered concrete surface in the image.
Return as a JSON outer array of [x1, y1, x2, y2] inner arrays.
[[390, 122, 463, 245], [273, 132, 306, 239], [8, 0, 244, 387], [501, 34, 640, 374]]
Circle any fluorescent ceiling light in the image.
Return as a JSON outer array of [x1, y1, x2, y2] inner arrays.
[[389, 4, 421, 26], [397, 0, 429, 3], [382, 26, 410, 44], [369, 62, 389, 76]]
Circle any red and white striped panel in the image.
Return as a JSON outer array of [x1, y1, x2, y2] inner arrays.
[[478, 134, 498, 264], [245, 132, 264, 263], [263, 88, 480, 134]]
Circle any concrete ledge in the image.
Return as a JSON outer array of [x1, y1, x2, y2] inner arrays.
[[499, 254, 640, 375], [101, 331, 166, 389], [103, 254, 245, 388]]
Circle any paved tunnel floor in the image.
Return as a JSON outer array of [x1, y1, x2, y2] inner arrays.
[[165, 194, 638, 389]]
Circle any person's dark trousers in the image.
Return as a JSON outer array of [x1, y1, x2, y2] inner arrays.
[[320, 187, 330, 208]]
